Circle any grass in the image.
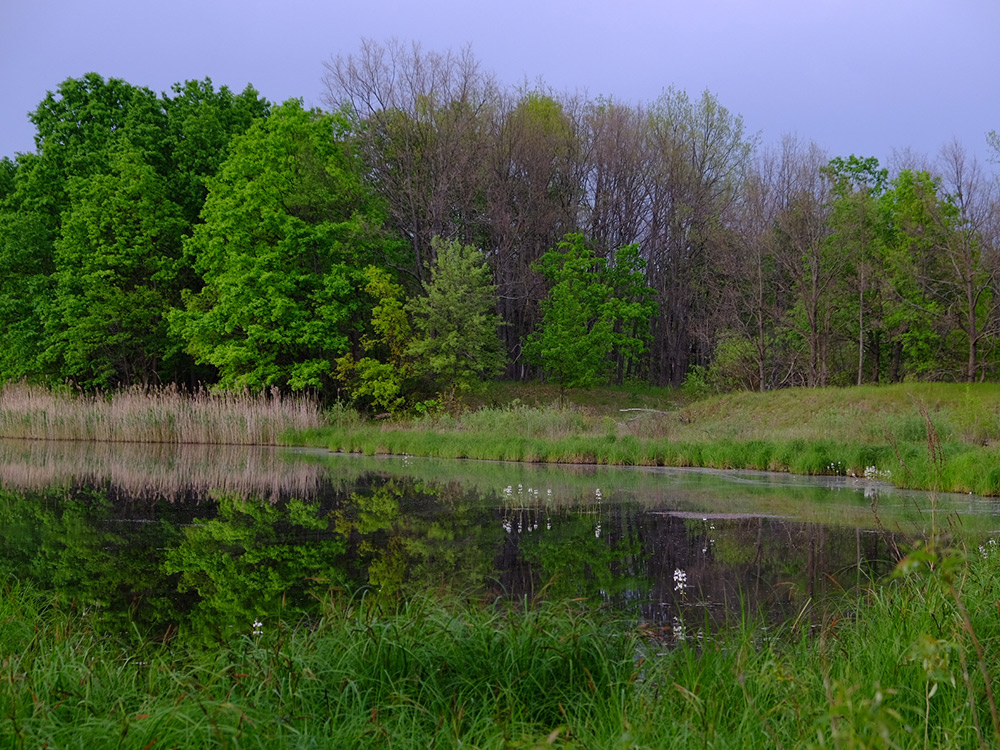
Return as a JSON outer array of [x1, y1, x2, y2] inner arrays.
[[2, 533, 999, 748], [295, 382, 1000, 496], [0, 382, 322, 445], [6, 380, 1000, 494]]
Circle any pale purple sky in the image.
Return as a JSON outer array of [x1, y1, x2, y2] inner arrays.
[[2, 0, 998, 167]]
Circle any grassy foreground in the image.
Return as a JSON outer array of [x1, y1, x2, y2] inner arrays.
[[299, 382, 1000, 496], [3, 536, 999, 749]]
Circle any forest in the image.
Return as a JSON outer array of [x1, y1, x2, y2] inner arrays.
[[2, 38, 999, 408]]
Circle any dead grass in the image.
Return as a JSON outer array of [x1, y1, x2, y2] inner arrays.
[[0, 383, 322, 445]]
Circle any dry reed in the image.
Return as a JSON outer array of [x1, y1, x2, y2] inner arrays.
[[0, 383, 323, 445]]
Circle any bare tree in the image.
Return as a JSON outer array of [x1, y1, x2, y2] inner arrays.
[[322, 38, 498, 280], [937, 140, 1000, 381], [640, 88, 756, 386], [773, 138, 838, 387], [482, 87, 586, 375]]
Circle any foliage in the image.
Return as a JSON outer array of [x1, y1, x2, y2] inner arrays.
[[171, 101, 392, 391], [335, 265, 415, 412], [48, 146, 188, 386], [407, 237, 505, 395], [0, 74, 269, 388], [525, 233, 654, 392]]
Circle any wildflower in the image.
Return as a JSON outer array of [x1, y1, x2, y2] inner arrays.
[[672, 616, 686, 642], [673, 568, 687, 593], [252, 619, 263, 635]]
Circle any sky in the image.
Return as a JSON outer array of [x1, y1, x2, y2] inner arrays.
[[2, 0, 998, 168]]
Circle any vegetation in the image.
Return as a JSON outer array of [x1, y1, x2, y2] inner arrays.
[[298, 381, 1000, 496], [7, 379, 1000, 495], [2, 532, 999, 748], [2, 41, 999, 408], [0, 382, 321, 445]]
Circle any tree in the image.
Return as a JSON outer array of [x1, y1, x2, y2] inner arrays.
[[878, 169, 952, 379], [485, 89, 585, 374], [601, 242, 657, 383], [643, 88, 757, 386], [161, 78, 270, 226], [322, 38, 497, 281], [710, 144, 798, 391], [48, 145, 187, 387], [0, 154, 56, 381], [407, 237, 505, 396], [824, 155, 889, 385], [936, 142, 1000, 381], [335, 266, 415, 412], [524, 233, 652, 395], [171, 101, 394, 391], [773, 139, 838, 386]]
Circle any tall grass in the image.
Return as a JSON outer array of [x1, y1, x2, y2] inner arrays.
[[3, 533, 1000, 748], [0, 382, 322, 445]]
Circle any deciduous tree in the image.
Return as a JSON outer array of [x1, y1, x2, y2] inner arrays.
[[172, 101, 393, 391]]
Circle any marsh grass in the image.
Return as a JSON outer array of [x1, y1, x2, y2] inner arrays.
[[4, 532, 1000, 748], [0, 382, 322, 445]]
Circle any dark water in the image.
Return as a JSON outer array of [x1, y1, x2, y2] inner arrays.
[[1, 439, 997, 642]]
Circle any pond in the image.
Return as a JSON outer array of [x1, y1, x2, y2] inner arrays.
[[1, 439, 997, 643]]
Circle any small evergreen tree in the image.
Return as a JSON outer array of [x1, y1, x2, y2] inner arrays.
[[407, 237, 505, 397]]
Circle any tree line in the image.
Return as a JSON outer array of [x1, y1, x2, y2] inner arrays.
[[1, 39, 998, 407]]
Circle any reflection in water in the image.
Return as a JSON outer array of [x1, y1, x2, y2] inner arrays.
[[0, 439, 323, 500], [0, 440, 997, 644]]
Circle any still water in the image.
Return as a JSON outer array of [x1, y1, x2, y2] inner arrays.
[[1, 439, 997, 641]]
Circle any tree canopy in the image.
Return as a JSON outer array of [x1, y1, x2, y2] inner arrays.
[[1, 60, 999, 402]]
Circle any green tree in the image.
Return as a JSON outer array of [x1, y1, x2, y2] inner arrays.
[[824, 155, 889, 385], [525, 233, 652, 395], [0, 154, 56, 380], [878, 169, 954, 379], [162, 78, 270, 226], [48, 145, 187, 386], [0, 74, 270, 387], [407, 237, 505, 396], [601, 242, 657, 383], [335, 266, 415, 412], [172, 101, 394, 391]]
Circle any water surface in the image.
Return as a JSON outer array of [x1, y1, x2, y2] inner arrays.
[[1, 439, 996, 642]]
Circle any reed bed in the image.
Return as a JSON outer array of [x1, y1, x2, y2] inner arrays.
[[0, 382, 322, 445], [3, 534, 1000, 748]]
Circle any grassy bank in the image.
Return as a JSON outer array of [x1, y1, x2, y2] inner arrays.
[[3, 535, 999, 748], [297, 382, 1000, 496], [5, 380, 1000, 495]]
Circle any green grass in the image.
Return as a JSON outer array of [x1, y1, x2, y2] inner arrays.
[[295, 382, 1000, 495], [3, 534, 1000, 748]]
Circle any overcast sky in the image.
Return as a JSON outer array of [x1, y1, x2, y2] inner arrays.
[[2, 0, 998, 168]]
